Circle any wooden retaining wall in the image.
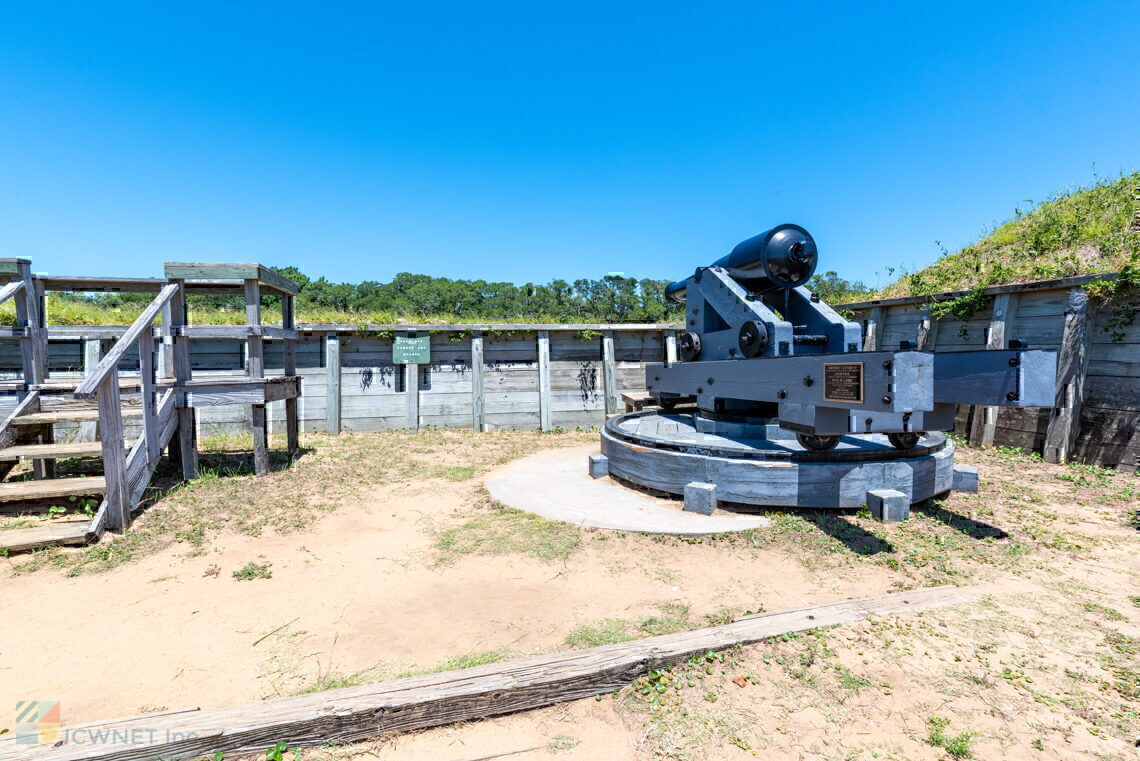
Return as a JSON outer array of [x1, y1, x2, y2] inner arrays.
[[838, 273, 1138, 471], [0, 325, 677, 437]]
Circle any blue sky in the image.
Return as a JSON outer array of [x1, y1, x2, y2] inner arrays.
[[2, 1, 1137, 289]]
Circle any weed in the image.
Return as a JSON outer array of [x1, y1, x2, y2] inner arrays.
[[233, 562, 273, 581], [547, 734, 579, 753], [926, 715, 975, 758]]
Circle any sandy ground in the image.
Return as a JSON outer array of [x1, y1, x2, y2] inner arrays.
[[0, 430, 1137, 760]]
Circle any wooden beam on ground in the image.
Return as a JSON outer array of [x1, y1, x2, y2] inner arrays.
[[471, 332, 485, 432], [325, 332, 341, 434], [537, 330, 551, 431], [969, 292, 1019, 448], [602, 330, 618, 415], [0, 587, 977, 761], [1043, 287, 1094, 463]]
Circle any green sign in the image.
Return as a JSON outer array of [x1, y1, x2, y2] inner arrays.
[[393, 333, 431, 364]]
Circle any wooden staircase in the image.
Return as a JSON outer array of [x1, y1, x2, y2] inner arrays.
[[0, 260, 302, 555]]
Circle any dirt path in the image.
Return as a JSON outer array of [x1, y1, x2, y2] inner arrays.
[[0, 431, 1136, 760]]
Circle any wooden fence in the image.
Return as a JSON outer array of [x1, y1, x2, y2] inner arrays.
[[0, 325, 679, 437], [838, 273, 1138, 472]]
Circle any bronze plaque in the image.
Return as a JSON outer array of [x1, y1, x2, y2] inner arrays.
[[823, 362, 864, 403]]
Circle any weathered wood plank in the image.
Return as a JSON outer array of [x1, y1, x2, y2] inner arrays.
[[602, 331, 618, 415], [0, 587, 975, 761], [0, 519, 90, 553], [471, 332, 485, 432], [97, 376, 130, 532], [1043, 288, 1094, 463], [862, 306, 881, 351], [0, 475, 106, 502], [324, 333, 341, 434], [168, 281, 198, 480], [537, 330, 552, 431], [404, 363, 419, 432], [163, 262, 300, 294]]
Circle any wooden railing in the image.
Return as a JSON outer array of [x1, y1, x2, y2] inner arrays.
[[75, 282, 181, 533]]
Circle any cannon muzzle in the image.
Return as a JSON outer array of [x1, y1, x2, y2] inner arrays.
[[665, 223, 818, 303]]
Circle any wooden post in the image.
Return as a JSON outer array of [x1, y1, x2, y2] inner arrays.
[[139, 328, 160, 462], [471, 332, 485, 432], [97, 376, 130, 533], [404, 363, 419, 432], [245, 279, 269, 476], [78, 338, 103, 442], [282, 293, 299, 455], [169, 280, 198, 480], [159, 302, 175, 379], [325, 332, 341, 434], [664, 331, 678, 363], [1043, 288, 1093, 463], [969, 293, 1019, 448], [863, 307, 882, 351], [537, 330, 552, 431], [602, 330, 618, 415], [15, 262, 51, 479], [916, 305, 940, 351]]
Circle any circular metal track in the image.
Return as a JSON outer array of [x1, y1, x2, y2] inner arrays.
[[604, 410, 947, 463]]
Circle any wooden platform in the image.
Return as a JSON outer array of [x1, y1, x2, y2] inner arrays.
[[0, 476, 106, 502], [0, 587, 977, 761], [0, 519, 89, 552]]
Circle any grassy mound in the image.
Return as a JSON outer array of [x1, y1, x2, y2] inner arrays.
[[878, 172, 1139, 300]]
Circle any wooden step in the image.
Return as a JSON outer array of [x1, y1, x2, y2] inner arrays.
[[0, 476, 106, 502], [12, 408, 143, 425], [0, 519, 90, 553], [0, 441, 127, 460]]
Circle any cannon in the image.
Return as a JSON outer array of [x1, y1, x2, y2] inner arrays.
[[595, 224, 1058, 517]]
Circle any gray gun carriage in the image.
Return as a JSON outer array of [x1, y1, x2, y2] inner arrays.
[[596, 224, 1058, 520]]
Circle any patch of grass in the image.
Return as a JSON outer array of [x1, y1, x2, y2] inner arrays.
[[926, 715, 975, 759], [433, 505, 581, 564], [1081, 602, 1126, 621], [565, 618, 635, 648], [232, 561, 273, 581], [419, 649, 509, 674], [638, 602, 691, 636], [547, 734, 579, 753]]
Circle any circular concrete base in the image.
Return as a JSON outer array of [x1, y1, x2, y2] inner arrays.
[[484, 445, 772, 535], [601, 411, 956, 509]]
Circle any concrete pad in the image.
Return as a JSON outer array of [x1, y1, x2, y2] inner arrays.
[[485, 445, 772, 535]]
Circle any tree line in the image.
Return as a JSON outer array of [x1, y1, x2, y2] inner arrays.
[[66, 266, 874, 323]]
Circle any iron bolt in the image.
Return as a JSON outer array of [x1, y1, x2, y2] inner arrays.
[[706, 377, 714, 385], [777, 390, 787, 399], [1008, 358, 1019, 367], [802, 376, 814, 387], [1006, 392, 1018, 401], [882, 395, 892, 404], [882, 360, 893, 370]]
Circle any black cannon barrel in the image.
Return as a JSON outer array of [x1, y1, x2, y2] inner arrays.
[[665, 223, 818, 303]]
